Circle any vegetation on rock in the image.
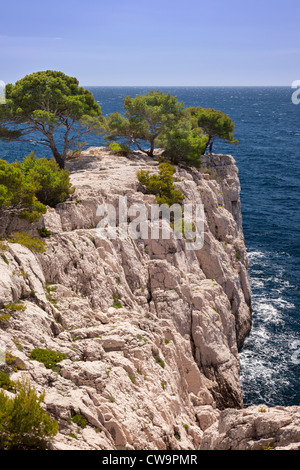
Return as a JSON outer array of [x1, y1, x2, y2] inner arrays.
[[29, 348, 67, 371], [104, 90, 184, 158], [186, 106, 238, 153], [0, 70, 103, 169], [0, 71, 238, 173], [6, 232, 46, 253], [137, 162, 185, 206], [0, 152, 73, 222], [0, 376, 58, 450]]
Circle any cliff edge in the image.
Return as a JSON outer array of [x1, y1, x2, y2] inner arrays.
[[0, 147, 299, 450]]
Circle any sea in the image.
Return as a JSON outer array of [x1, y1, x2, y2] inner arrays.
[[0, 86, 299, 408]]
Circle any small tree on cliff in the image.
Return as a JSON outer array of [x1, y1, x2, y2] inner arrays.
[[105, 90, 184, 157], [158, 118, 208, 168], [0, 70, 103, 169], [186, 107, 238, 154]]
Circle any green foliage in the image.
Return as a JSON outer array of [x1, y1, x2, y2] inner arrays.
[[105, 90, 184, 157], [186, 107, 238, 153], [153, 353, 165, 369], [45, 283, 58, 308], [2, 70, 103, 168], [7, 232, 46, 253], [4, 301, 26, 312], [29, 348, 67, 371], [159, 119, 208, 167], [20, 152, 74, 207], [0, 153, 73, 222], [108, 141, 131, 156], [0, 158, 44, 221], [137, 162, 185, 206], [111, 295, 122, 309], [70, 413, 87, 429], [38, 227, 52, 238], [262, 442, 275, 450], [0, 312, 11, 322], [0, 376, 58, 449], [0, 240, 8, 264], [0, 371, 16, 392], [128, 373, 136, 385], [0, 240, 7, 252], [258, 407, 267, 413], [5, 352, 27, 371]]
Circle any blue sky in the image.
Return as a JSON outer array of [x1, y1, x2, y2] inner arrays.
[[0, 0, 299, 86]]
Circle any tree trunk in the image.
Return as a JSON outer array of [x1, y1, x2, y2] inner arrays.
[[52, 148, 65, 169], [48, 135, 65, 169], [205, 136, 213, 154], [147, 137, 155, 158]]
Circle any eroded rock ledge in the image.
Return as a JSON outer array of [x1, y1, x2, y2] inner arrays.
[[0, 147, 299, 450]]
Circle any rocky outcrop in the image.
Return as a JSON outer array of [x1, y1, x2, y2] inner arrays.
[[200, 405, 300, 450], [0, 147, 298, 450]]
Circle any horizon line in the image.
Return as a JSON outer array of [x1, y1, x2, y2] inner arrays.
[[82, 84, 293, 88]]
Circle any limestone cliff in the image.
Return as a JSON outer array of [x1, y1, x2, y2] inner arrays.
[[0, 148, 299, 450]]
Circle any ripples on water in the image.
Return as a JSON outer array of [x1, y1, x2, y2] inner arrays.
[[240, 249, 299, 406], [0, 86, 299, 406]]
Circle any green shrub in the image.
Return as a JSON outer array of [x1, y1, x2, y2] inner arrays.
[[70, 413, 87, 429], [0, 240, 7, 253], [5, 352, 27, 371], [0, 152, 74, 222], [137, 162, 185, 207], [38, 227, 52, 238], [29, 348, 67, 371], [4, 301, 26, 312], [0, 158, 45, 222], [262, 442, 275, 450], [21, 153, 74, 207], [128, 373, 136, 385], [0, 371, 16, 392], [0, 312, 11, 322], [111, 295, 122, 309], [0, 376, 58, 449], [0, 241, 9, 264], [108, 141, 131, 156], [153, 353, 165, 369], [159, 119, 207, 167], [6, 232, 46, 253]]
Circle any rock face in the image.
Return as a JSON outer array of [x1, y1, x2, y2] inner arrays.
[[0, 147, 299, 450]]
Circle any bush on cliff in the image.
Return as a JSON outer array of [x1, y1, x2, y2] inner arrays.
[[21, 152, 74, 207], [6, 232, 47, 253], [108, 141, 131, 156], [137, 162, 185, 206], [0, 152, 74, 222], [29, 348, 67, 372], [158, 118, 208, 167], [0, 376, 58, 450]]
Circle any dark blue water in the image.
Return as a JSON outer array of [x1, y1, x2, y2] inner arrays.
[[1, 86, 299, 407]]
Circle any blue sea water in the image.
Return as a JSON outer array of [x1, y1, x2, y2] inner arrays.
[[0, 86, 299, 407]]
